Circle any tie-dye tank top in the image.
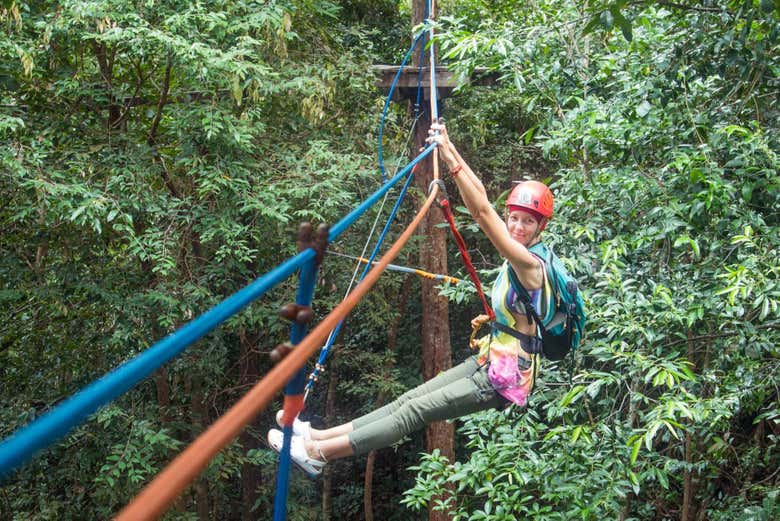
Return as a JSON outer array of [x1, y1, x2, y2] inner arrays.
[[475, 259, 554, 406]]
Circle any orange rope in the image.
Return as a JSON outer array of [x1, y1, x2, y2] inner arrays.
[[115, 184, 441, 521]]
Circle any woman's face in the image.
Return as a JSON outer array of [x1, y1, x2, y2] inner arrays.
[[506, 209, 541, 246]]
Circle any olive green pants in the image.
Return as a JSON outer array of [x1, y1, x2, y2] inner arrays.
[[348, 356, 505, 455]]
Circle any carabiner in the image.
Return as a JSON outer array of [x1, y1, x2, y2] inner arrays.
[[428, 179, 448, 208]]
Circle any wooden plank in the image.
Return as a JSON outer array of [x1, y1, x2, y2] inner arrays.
[[371, 65, 498, 100]]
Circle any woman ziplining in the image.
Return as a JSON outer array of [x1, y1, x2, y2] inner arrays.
[[267, 121, 585, 476]]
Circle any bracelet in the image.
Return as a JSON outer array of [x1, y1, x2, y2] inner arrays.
[[449, 164, 463, 177]]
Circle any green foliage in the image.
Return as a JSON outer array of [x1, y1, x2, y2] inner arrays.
[[1, 0, 412, 518], [407, 0, 780, 519], [2, 0, 779, 519]]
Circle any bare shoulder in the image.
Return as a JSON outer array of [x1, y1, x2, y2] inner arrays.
[[508, 256, 544, 291]]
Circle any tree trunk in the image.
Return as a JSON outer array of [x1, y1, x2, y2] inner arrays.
[[619, 377, 641, 521], [153, 366, 171, 424], [239, 330, 262, 521], [195, 481, 210, 520], [681, 432, 694, 521], [364, 450, 377, 521], [683, 329, 705, 520], [91, 41, 122, 129], [412, 74, 455, 521], [411, 4, 454, 520]]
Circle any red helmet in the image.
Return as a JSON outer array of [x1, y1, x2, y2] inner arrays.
[[506, 181, 553, 230]]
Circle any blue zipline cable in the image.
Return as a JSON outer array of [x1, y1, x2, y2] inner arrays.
[[312, 0, 439, 396], [328, 143, 435, 240], [0, 143, 436, 480], [379, 1, 432, 180]]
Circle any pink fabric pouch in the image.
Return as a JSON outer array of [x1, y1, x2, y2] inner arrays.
[[487, 353, 520, 390], [487, 343, 531, 406], [475, 334, 534, 407]]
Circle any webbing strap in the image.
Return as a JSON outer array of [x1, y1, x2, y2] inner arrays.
[[491, 321, 543, 355], [435, 192, 495, 321]]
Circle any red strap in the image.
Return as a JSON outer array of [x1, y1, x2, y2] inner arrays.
[[438, 199, 495, 321]]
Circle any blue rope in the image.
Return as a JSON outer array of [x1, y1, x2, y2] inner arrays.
[[273, 256, 318, 521], [305, 167, 416, 394], [0, 147, 433, 480], [0, 249, 313, 480], [378, 30, 426, 182]]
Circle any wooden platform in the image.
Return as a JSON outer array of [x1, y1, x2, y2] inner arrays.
[[372, 65, 498, 101]]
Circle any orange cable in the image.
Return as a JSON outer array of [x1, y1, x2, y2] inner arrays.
[[115, 185, 441, 521]]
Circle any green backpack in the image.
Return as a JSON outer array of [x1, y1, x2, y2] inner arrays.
[[507, 242, 586, 361]]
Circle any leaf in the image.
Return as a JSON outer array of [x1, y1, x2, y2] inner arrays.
[[656, 468, 669, 489], [610, 6, 633, 42], [663, 420, 681, 440], [645, 422, 661, 450], [636, 100, 652, 118], [628, 470, 640, 494], [582, 14, 603, 36], [70, 206, 87, 221], [600, 9, 614, 31], [520, 126, 537, 145], [560, 385, 585, 407], [630, 438, 642, 464]]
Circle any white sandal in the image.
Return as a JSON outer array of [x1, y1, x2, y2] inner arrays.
[[267, 429, 326, 477], [275, 410, 312, 440]]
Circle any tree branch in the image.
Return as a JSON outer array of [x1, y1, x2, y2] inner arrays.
[[147, 55, 180, 198], [147, 55, 173, 146], [661, 323, 780, 349]]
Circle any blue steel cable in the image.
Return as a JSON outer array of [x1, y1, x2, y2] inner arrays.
[[273, 256, 318, 521], [0, 144, 435, 480], [304, 167, 416, 396], [0, 249, 312, 480], [380, 1, 431, 177], [311, 1, 439, 398], [317, 1, 438, 393], [378, 30, 426, 182]]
